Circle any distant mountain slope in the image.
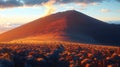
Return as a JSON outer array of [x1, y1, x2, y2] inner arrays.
[[0, 10, 120, 45]]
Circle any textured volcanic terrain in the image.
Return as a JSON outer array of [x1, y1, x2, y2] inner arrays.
[[0, 10, 120, 45]]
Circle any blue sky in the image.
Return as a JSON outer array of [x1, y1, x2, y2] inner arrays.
[[0, 0, 120, 33]]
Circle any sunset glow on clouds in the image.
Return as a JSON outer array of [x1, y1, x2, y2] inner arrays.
[[0, 0, 120, 33]]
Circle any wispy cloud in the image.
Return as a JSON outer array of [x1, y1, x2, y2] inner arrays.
[[42, 0, 56, 16], [0, 0, 119, 8], [117, 0, 120, 2], [0, 22, 21, 34], [0, 0, 23, 8], [118, 10, 120, 12], [101, 9, 110, 13]]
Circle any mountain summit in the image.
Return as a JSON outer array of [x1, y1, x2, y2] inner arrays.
[[0, 10, 120, 45]]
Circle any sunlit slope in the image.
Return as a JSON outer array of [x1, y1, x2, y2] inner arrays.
[[0, 10, 120, 44]]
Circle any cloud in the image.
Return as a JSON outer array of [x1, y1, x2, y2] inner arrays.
[[101, 9, 110, 12], [22, 0, 48, 6], [0, 22, 21, 28], [0, 22, 21, 34], [0, 27, 8, 34], [117, 0, 120, 2], [42, 0, 56, 16], [0, 0, 119, 8], [118, 10, 120, 12], [0, 0, 23, 8], [91, 3, 100, 6], [57, 0, 104, 4]]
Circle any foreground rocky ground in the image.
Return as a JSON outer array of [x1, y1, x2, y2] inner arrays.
[[0, 42, 120, 67]]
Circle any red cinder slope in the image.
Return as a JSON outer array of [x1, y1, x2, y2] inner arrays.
[[0, 10, 120, 45]]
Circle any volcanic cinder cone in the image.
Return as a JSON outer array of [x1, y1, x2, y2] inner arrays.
[[0, 10, 120, 45]]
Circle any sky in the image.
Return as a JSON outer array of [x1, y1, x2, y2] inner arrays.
[[0, 0, 120, 33]]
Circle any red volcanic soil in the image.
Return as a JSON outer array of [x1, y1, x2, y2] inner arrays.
[[0, 10, 120, 45]]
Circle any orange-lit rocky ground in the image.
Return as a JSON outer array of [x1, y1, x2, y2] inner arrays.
[[0, 42, 120, 67]]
